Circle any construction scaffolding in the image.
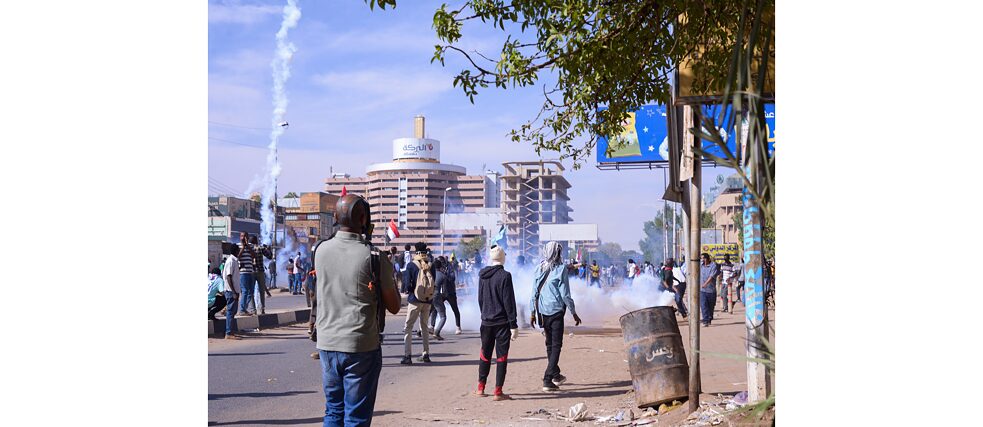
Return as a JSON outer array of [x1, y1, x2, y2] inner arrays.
[[500, 161, 573, 261]]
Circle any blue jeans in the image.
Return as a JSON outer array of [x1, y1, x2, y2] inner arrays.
[[288, 272, 296, 293], [674, 283, 688, 317], [700, 291, 716, 324], [319, 348, 383, 427], [224, 291, 238, 334], [239, 273, 255, 313]]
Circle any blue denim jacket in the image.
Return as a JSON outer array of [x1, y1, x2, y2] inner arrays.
[[529, 265, 577, 317]]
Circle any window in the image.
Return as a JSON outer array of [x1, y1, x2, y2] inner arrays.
[[285, 215, 298, 220], [307, 214, 320, 220]]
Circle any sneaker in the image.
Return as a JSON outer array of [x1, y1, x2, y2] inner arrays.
[[400, 356, 413, 365], [542, 380, 559, 392], [415, 330, 423, 338], [418, 354, 432, 363], [432, 334, 444, 341], [552, 374, 567, 386], [455, 327, 463, 335], [224, 334, 241, 340], [493, 393, 513, 401]]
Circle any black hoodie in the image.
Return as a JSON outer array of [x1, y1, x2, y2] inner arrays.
[[478, 265, 518, 329]]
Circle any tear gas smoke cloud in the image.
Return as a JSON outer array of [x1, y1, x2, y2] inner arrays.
[[449, 254, 677, 332], [258, 0, 301, 245]]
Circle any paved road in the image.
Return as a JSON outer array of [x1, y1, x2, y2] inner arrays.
[[208, 310, 476, 426], [234, 290, 310, 313]]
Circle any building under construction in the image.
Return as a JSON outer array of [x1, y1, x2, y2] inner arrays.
[[501, 161, 573, 260]]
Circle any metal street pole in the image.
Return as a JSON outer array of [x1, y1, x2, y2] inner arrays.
[[672, 202, 678, 259], [441, 187, 450, 256], [684, 106, 703, 412]]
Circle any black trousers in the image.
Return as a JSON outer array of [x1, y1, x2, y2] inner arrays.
[[477, 324, 512, 388], [541, 310, 565, 381], [209, 294, 226, 320], [429, 293, 462, 329]]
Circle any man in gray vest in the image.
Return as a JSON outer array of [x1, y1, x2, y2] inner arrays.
[[314, 194, 401, 426]]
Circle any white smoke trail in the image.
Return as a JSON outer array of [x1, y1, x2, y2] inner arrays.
[[258, 0, 301, 245]]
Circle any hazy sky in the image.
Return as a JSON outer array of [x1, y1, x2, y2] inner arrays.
[[207, 0, 732, 251]]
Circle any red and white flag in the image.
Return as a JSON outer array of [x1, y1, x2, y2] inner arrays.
[[340, 186, 348, 196], [386, 219, 400, 240]]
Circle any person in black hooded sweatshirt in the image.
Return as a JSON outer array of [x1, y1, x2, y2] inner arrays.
[[474, 244, 519, 401]]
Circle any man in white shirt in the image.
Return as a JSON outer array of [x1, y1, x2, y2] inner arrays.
[[222, 250, 241, 340], [626, 259, 638, 284]]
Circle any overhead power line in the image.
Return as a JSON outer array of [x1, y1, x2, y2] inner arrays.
[[209, 120, 270, 131], [208, 136, 268, 149]]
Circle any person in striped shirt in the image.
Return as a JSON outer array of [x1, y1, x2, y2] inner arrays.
[[237, 232, 257, 316]]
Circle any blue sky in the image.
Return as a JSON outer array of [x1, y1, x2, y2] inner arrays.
[[207, 0, 731, 251]]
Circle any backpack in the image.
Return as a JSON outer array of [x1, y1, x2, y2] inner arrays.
[[412, 258, 436, 302]]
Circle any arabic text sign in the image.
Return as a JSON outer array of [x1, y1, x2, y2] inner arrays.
[[701, 243, 739, 263], [700, 103, 776, 160]]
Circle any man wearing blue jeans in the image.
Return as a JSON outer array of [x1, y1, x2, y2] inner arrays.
[[222, 250, 241, 340], [315, 195, 401, 426], [699, 253, 721, 327], [236, 233, 257, 315]]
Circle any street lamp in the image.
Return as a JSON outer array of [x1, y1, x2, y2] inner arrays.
[[441, 187, 451, 256]]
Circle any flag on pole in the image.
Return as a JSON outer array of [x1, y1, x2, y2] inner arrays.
[[386, 219, 400, 241], [340, 186, 348, 196], [493, 224, 507, 249]]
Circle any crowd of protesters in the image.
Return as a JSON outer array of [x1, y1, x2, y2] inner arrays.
[[209, 194, 777, 426]]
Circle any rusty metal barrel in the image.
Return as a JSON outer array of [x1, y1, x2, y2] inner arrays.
[[619, 306, 689, 408]]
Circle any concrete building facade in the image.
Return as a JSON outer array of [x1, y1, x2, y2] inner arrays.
[[501, 160, 573, 260], [324, 116, 489, 254], [707, 175, 745, 244], [282, 192, 339, 250]]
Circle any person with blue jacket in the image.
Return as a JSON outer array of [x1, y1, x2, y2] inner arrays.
[[529, 241, 582, 392]]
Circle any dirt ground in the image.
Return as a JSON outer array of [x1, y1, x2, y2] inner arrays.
[[371, 305, 776, 427]]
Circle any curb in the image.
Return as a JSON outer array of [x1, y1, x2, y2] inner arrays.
[[209, 308, 311, 337]]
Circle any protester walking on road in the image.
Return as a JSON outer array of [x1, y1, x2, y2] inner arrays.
[[248, 235, 273, 315], [222, 248, 241, 339], [699, 253, 721, 327], [401, 242, 436, 364], [286, 257, 296, 294], [293, 253, 305, 295], [670, 259, 688, 318], [475, 244, 519, 401], [429, 256, 451, 340], [530, 241, 582, 392], [314, 194, 401, 426], [208, 268, 226, 320], [720, 255, 734, 314], [237, 232, 257, 316], [589, 260, 601, 288], [626, 259, 639, 284]]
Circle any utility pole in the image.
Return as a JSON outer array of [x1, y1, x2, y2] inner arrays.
[[741, 109, 772, 403], [672, 202, 678, 259], [682, 105, 702, 412]]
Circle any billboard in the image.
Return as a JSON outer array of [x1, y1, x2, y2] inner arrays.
[[596, 105, 670, 163], [701, 243, 739, 263], [595, 103, 775, 165], [539, 223, 599, 242], [699, 103, 776, 160], [392, 137, 440, 161]]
